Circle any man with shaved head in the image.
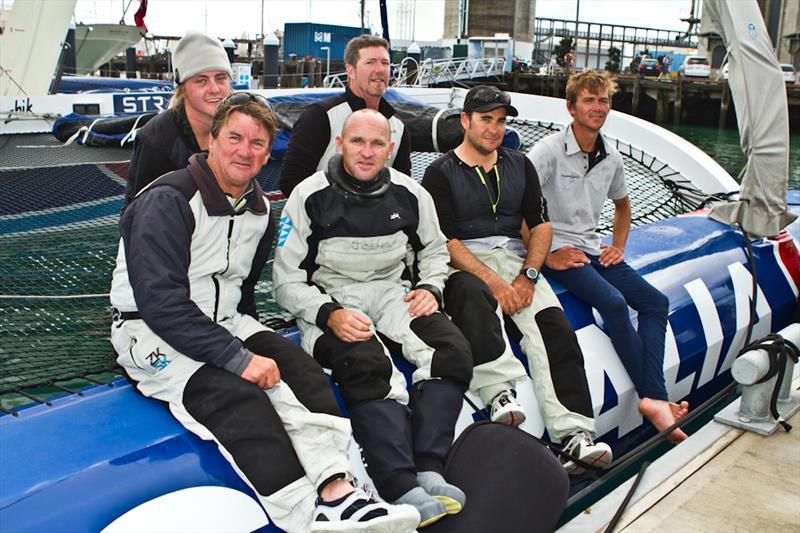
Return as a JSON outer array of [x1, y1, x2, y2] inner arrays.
[[274, 109, 472, 529]]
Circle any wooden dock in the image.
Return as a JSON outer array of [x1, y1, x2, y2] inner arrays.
[[507, 72, 800, 129]]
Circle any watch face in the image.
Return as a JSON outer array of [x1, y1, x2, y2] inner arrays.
[[525, 267, 538, 280]]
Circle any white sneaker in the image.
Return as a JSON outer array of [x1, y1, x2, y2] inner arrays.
[[311, 487, 421, 533], [489, 389, 526, 427], [561, 431, 612, 474]]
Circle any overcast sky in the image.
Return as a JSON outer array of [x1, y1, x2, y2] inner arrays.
[[62, 0, 695, 41]]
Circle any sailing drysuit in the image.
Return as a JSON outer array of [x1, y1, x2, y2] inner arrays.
[[273, 155, 472, 501], [109, 153, 355, 532]]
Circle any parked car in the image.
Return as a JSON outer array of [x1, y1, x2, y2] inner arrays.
[[680, 56, 711, 78], [780, 63, 797, 84], [638, 58, 662, 77], [722, 63, 797, 83]]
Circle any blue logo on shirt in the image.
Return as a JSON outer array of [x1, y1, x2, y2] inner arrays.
[[146, 348, 171, 371], [277, 216, 293, 247]]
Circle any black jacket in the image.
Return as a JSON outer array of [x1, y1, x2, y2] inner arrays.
[[279, 87, 412, 197], [125, 106, 201, 205]]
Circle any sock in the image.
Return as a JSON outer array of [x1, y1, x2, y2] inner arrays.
[[416, 471, 465, 514], [392, 486, 446, 527]]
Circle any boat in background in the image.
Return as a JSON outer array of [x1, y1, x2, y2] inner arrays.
[[0, 0, 145, 97], [74, 23, 144, 75]]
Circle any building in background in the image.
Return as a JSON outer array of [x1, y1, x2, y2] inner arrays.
[[700, 0, 800, 69], [442, 0, 536, 63]]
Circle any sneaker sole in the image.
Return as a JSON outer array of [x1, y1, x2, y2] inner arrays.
[[563, 449, 612, 475], [433, 495, 462, 515], [311, 511, 421, 533], [491, 411, 526, 427], [418, 509, 448, 528], [584, 448, 612, 467]]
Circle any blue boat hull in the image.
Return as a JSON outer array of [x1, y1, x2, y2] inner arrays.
[[1, 211, 798, 532]]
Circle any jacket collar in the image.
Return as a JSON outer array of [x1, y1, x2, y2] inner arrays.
[[344, 86, 396, 118], [187, 153, 268, 216], [172, 104, 202, 153]]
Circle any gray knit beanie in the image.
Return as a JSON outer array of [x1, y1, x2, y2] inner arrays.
[[173, 31, 233, 84]]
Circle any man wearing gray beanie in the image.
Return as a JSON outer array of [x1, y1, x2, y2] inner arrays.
[[125, 31, 234, 205]]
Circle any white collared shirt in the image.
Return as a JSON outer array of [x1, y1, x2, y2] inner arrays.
[[527, 123, 627, 255]]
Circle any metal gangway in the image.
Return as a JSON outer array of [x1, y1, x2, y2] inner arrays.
[[323, 56, 507, 88]]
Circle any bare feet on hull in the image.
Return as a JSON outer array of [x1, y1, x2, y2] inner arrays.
[[639, 398, 689, 444], [672, 400, 689, 422]]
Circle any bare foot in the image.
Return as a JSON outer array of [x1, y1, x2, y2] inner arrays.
[[671, 401, 689, 422], [639, 397, 688, 444]]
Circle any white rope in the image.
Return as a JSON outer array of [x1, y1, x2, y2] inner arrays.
[[63, 126, 89, 146], [0, 293, 109, 300], [81, 117, 103, 145], [119, 113, 149, 146], [431, 107, 448, 153]]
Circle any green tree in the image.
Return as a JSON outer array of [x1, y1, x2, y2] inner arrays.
[[605, 46, 621, 72], [553, 36, 574, 67]]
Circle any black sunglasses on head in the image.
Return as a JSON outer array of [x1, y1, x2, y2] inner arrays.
[[224, 92, 273, 110], [470, 87, 511, 105]]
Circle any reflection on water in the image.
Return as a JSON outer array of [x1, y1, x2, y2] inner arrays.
[[664, 125, 800, 189]]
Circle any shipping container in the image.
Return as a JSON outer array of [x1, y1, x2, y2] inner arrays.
[[282, 23, 367, 61]]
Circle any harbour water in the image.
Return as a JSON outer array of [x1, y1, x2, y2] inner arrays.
[[666, 124, 800, 189]]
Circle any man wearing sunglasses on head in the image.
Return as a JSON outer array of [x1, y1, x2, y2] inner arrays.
[[422, 85, 612, 474], [125, 31, 234, 205], [279, 34, 412, 197], [110, 95, 420, 533]]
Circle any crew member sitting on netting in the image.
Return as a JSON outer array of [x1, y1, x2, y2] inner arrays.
[[528, 70, 689, 443], [109, 95, 420, 533], [273, 108, 473, 529]]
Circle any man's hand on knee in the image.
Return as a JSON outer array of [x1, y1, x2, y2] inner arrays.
[[328, 309, 374, 343], [403, 288, 439, 317], [486, 276, 523, 315], [241, 354, 281, 389], [545, 246, 590, 271], [511, 275, 535, 310], [599, 243, 624, 267]]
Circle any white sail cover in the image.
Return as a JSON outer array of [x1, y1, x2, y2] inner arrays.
[[705, 0, 796, 237], [0, 0, 77, 97]]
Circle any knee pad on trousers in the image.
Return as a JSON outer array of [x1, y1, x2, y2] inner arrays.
[[410, 314, 473, 389], [313, 334, 393, 407], [444, 272, 507, 367], [183, 365, 306, 496]]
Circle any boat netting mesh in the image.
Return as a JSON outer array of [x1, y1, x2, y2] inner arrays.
[[0, 122, 721, 414]]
